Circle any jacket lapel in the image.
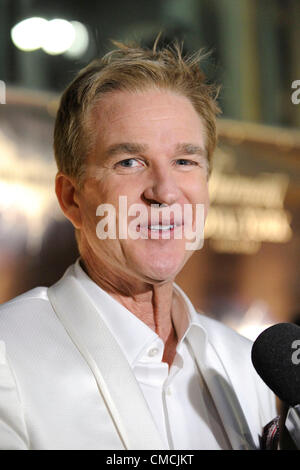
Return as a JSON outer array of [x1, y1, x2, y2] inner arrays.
[[48, 273, 165, 450], [173, 284, 258, 450], [187, 326, 257, 450]]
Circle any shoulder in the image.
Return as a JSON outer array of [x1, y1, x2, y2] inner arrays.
[[0, 286, 49, 307], [0, 261, 77, 316], [0, 286, 50, 317], [0, 286, 55, 344]]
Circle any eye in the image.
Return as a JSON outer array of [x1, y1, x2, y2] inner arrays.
[[115, 158, 143, 168], [175, 159, 198, 166]]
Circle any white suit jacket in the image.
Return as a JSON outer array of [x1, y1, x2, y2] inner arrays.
[[0, 263, 276, 450]]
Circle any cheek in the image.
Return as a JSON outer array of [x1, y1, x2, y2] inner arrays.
[[78, 189, 104, 235], [186, 181, 209, 222], [93, 176, 136, 204], [81, 205, 98, 239], [202, 186, 210, 212], [187, 177, 209, 204], [81, 177, 117, 213]]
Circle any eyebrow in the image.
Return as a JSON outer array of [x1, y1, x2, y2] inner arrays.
[[104, 143, 148, 159], [174, 143, 206, 158], [104, 142, 206, 159]]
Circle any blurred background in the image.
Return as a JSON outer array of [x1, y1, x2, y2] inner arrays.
[[0, 0, 299, 340]]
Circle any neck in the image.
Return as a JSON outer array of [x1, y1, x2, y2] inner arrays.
[[80, 245, 181, 367], [81, 255, 175, 337]]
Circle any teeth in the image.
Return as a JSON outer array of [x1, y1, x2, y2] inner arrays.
[[148, 225, 174, 230]]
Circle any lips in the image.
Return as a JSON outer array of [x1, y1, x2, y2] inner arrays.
[[138, 215, 184, 229], [137, 223, 184, 235], [148, 224, 175, 231], [134, 222, 185, 242]]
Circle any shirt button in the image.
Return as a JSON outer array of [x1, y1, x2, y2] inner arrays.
[[166, 387, 172, 396], [148, 347, 159, 357]]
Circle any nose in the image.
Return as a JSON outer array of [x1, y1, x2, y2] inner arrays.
[[142, 166, 181, 207]]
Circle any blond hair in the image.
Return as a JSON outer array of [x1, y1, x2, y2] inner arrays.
[[54, 38, 221, 185]]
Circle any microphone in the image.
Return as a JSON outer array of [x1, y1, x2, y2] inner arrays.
[[251, 322, 300, 449]]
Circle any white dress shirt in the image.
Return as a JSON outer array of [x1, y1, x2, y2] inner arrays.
[[74, 260, 231, 450]]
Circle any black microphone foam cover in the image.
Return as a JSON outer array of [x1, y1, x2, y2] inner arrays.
[[251, 323, 300, 406]]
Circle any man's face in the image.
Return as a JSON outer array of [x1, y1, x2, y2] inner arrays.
[[77, 88, 209, 284]]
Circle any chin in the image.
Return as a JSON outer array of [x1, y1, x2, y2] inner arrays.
[[135, 251, 187, 283]]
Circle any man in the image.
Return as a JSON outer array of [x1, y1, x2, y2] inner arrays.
[[0, 40, 276, 450]]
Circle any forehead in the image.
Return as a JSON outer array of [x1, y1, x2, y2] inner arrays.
[[91, 88, 205, 147]]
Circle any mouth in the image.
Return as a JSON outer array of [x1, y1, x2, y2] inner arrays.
[[148, 224, 176, 231], [136, 222, 184, 239], [139, 216, 183, 230]]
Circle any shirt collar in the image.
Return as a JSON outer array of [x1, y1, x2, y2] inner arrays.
[[73, 258, 207, 366]]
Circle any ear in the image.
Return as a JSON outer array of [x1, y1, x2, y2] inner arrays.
[[55, 172, 82, 229]]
